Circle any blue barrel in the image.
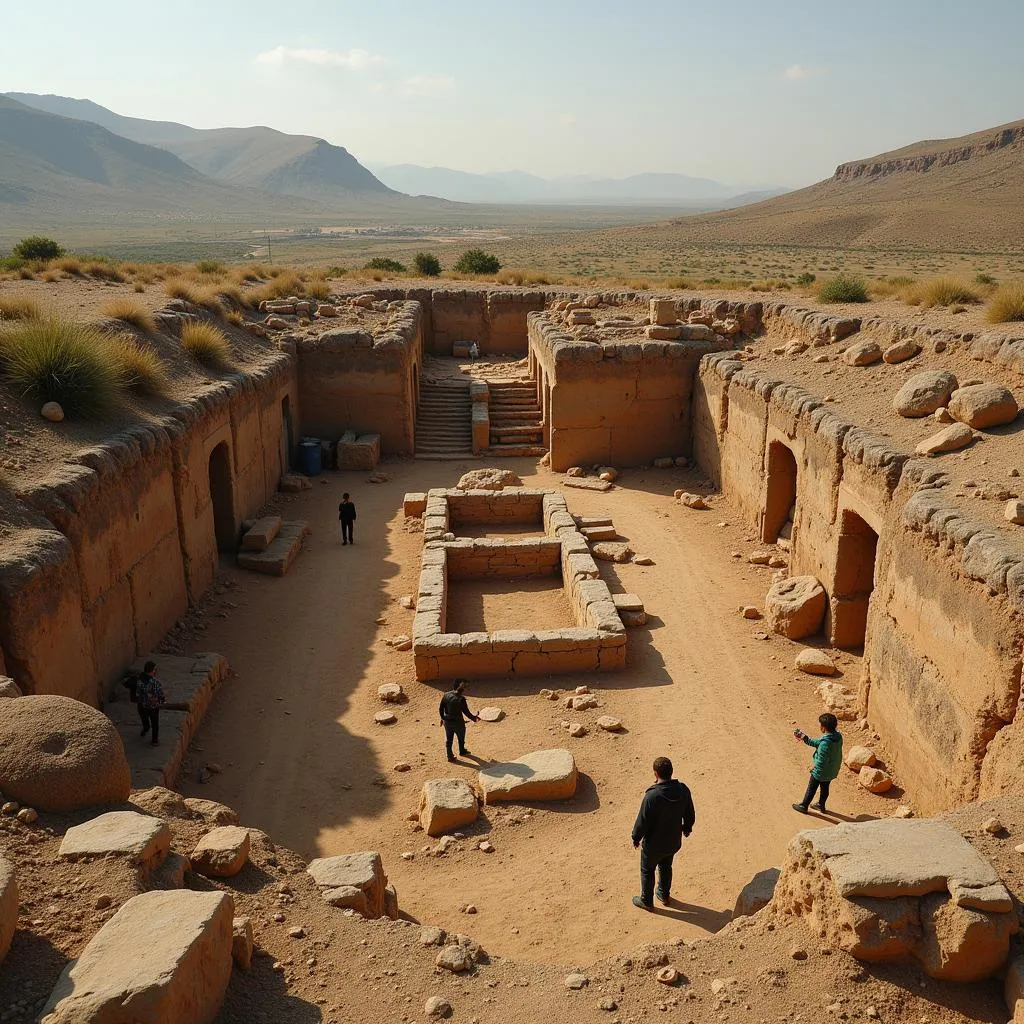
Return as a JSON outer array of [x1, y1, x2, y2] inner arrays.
[[299, 439, 322, 476]]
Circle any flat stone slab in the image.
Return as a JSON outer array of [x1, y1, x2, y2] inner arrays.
[[237, 521, 310, 576], [240, 515, 282, 552], [40, 890, 234, 1024], [563, 477, 613, 492], [0, 855, 16, 966], [478, 748, 578, 804], [107, 653, 228, 790], [308, 852, 387, 918], [612, 593, 645, 613], [477, 706, 504, 722], [806, 819, 1005, 903], [419, 779, 479, 837], [190, 826, 251, 878], [59, 811, 171, 873], [592, 542, 633, 563]]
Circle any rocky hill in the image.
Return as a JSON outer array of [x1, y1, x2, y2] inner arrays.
[[646, 118, 1024, 250]]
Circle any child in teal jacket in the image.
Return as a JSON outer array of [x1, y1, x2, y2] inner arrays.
[[792, 712, 843, 815]]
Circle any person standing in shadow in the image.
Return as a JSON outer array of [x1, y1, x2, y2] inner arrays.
[[631, 756, 695, 910], [339, 492, 356, 545]]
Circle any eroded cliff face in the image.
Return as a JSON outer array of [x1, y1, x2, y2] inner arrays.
[[833, 125, 1024, 183]]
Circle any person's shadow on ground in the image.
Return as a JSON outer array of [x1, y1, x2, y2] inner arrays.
[[652, 898, 733, 932]]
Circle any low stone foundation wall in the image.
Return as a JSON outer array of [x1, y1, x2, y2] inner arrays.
[[411, 487, 626, 680]]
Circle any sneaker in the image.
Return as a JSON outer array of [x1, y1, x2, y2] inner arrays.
[[656, 890, 671, 906], [460, 749, 471, 756], [792, 803, 809, 814], [811, 802, 826, 812], [446, 755, 456, 763], [632, 895, 653, 911]]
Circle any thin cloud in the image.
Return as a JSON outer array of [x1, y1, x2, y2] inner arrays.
[[395, 75, 456, 98], [255, 46, 386, 71], [782, 64, 827, 81]]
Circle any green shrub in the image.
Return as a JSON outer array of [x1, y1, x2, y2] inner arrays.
[[454, 249, 501, 274], [414, 252, 442, 277], [180, 321, 232, 369], [986, 282, 1024, 324], [365, 257, 406, 273], [816, 274, 869, 303], [0, 317, 123, 416], [975, 272, 997, 286], [795, 272, 816, 285], [12, 236, 64, 262]]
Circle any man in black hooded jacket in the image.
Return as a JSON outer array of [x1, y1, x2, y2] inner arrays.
[[631, 756, 695, 909]]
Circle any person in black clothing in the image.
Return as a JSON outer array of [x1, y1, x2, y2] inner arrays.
[[339, 492, 356, 545], [630, 756, 695, 910], [439, 679, 479, 761]]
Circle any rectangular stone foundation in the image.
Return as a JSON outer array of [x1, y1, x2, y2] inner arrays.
[[409, 487, 626, 680]]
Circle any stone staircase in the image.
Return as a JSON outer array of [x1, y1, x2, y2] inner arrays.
[[487, 379, 547, 457], [415, 379, 473, 458]]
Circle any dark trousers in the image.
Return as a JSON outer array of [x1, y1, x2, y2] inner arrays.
[[444, 720, 466, 757], [139, 707, 160, 743], [640, 848, 674, 906], [800, 775, 830, 810], [340, 520, 354, 544]]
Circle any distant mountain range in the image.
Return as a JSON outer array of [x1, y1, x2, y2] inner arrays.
[[370, 163, 786, 207]]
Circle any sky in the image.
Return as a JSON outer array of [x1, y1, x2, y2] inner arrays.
[[3, 0, 1023, 188]]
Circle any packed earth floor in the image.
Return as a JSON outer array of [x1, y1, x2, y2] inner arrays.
[[164, 456, 897, 966]]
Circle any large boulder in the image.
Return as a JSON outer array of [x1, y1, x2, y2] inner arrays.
[[0, 676, 22, 699], [892, 370, 959, 418], [307, 852, 389, 919], [40, 890, 234, 1024], [842, 340, 883, 366], [419, 779, 478, 837], [764, 576, 826, 640], [190, 826, 251, 878], [478, 749, 577, 804], [0, 696, 131, 812], [59, 811, 171, 874], [947, 383, 1019, 429], [772, 819, 1017, 981], [733, 867, 780, 919], [0, 855, 16, 966], [455, 468, 522, 491]]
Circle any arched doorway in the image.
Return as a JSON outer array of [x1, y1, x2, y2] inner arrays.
[[831, 509, 879, 648], [208, 442, 236, 552], [763, 441, 798, 544]]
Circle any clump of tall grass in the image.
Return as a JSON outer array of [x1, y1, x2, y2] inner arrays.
[[0, 317, 123, 416], [84, 261, 125, 283], [0, 295, 42, 321], [54, 256, 84, 276], [164, 277, 203, 304], [986, 282, 1024, 324], [195, 260, 225, 275], [304, 277, 331, 300], [99, 298, 155, 333], [816, 274, 869, 303], [107, 335, 167, 395], [180, 322, 232, 369], [910, 276, 982, 308]]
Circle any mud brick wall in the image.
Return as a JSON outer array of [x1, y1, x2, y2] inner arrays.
[[295, 301, 423, 455], [446, 488, 546, 527], [694, 318, 1024, 815], [0, 355, 296, 704]]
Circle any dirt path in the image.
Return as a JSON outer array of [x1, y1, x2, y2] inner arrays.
[[180, 458, 894, 965]]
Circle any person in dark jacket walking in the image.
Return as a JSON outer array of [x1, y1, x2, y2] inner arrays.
[[631, 756, 695, 910], [792, 712, 843, 814], [439, 680, 479, 761], [136, 661, 166, 746], [339, 492, 356, 545]]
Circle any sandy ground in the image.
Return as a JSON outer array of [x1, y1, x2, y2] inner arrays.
[[172, 457, 895, 967]]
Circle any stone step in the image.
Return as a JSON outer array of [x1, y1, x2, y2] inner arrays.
[[490, 424, 542, 437], [486, 444, 548, 457], [237, 521, 311, 577], [582, 525, 619, 542], [490, 410, 542, 422], [414, 452, 474, 460]]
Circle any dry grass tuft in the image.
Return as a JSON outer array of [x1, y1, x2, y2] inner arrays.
[[0, 295, 42, 321], [99, 298, 155, 333], [107, 335, 168, 395], [909, 276, 982, 308], [54, 256, 84, 276], [0, 317, 123, 416], [180, 321, 232, 369], [164, 277, 202, 304], [986, 282, 1024, 324]]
